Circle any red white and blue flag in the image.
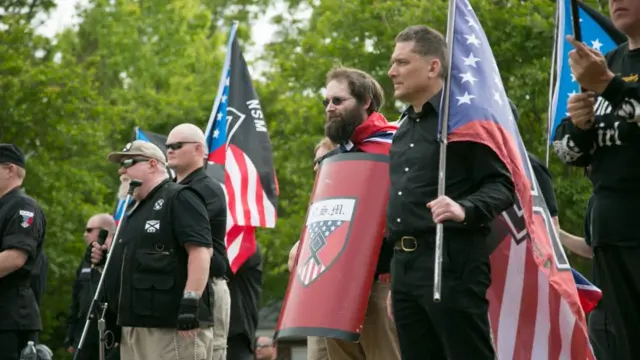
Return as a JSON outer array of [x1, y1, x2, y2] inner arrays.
[[443, 1, 595, 358], [203, 22, 278, 273]]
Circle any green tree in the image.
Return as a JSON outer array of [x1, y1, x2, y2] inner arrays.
[[1, 2, 122, 356]]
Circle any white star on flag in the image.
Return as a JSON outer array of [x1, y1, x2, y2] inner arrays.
[[462, 53, 480, 67], [464, 33, 481, 47], [591, 39, 603, 52], [213, 129, 220, 138], [216, 112, 223, 120], [466, 16, 479, 29], [570, 74, 576, 82], [225, 77, 230, 86], [567, 90, 578, 98], [493, 90, 503, 105], [221, 95, 228, 103], [456, 91, 475, 105], [460, 72, 478, 85]]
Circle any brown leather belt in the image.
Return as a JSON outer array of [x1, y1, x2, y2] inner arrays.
[[394, 236, 418, 252]]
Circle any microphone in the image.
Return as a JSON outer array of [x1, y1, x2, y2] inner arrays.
[[97, 229, 109, 246], [91, 229, 110, 270], [128, 179, 143, 195]]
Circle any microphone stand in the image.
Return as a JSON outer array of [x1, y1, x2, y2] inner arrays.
[[73, 179, 142, 360]]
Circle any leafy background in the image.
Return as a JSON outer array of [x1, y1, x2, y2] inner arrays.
[[1, 0, 608, 357]]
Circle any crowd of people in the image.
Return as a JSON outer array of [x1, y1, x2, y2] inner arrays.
[[1, 0, 639, 359]]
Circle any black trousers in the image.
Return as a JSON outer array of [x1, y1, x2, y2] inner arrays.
[[72, 318, 100, 360], [588, 305, 617, 360], [227, 334, 254, 360], [390, 235, 494, 360], [0, 331, 36, 360], [593, 246, 640, 360]]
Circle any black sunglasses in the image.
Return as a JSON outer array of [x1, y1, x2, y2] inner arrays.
[[322, 96, 352, 108], [166, 141, 198, 151], [120, 158, 149, 169]]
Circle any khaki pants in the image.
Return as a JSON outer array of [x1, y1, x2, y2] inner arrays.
[[210, 278, 231, 360], [120, 327, 214, 360], [325, 282, 400, 360], [307, 336, 329, 360]]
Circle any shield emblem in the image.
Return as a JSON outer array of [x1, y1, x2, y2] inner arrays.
[[296, 197, 356, 287]]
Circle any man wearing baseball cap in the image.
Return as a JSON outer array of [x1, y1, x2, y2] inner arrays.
[[0, 143, 47, 360], [89, 140, 216, 359]]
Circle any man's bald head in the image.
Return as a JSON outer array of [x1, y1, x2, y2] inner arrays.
[[84, 213, 116, 245], [167, 123, 207, 149], [166, 123, 209, 179]]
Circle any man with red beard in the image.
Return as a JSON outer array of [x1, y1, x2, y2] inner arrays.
[[319, 67, 401, 360]]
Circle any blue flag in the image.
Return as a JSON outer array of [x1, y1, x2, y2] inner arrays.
[[548, 0, 625, 144]]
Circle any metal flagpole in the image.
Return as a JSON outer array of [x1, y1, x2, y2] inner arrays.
[[433, 0, 457, 302], [546, 1, 560, 167]]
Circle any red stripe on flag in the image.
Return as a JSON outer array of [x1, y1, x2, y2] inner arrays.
[[232, 147, 251, 226], [225, 169, 239, 225], [548, 282, 562, 359], [514, 246, 538, 359], [487, 232, 510, 346], [255, 168, 266, 227]]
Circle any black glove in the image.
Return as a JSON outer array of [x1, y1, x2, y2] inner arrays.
[[176, 296, 199, 331]]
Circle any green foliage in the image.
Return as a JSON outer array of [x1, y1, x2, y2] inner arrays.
[[1, 0, 602, 356]]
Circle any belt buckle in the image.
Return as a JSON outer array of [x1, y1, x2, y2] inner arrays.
[[400, 236, 418, 252]]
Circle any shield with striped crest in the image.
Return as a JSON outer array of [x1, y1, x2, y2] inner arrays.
[[297, 198, 356, 286]]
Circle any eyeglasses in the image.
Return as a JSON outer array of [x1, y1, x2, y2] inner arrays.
[[166, 141, 198, 151], [120, 158, 149, 169], [322, 96, 352, 108], [85, 227, 101, 233]]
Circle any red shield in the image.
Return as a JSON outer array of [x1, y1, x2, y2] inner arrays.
[[275, 153, 390, 342]]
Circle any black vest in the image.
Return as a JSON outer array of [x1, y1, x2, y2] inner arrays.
[[117, 180, 212, 328]]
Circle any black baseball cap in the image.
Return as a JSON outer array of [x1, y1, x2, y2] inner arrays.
[[0, 144, 26, 168]]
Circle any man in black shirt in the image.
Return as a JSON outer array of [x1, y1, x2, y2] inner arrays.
[[64, 213, 116, 358], [0, 144, 47, 360], [90, 140, 214, 359], [386, 26, 515, 360], [166, 123, 231, 360], [552, 2, 640, 358]]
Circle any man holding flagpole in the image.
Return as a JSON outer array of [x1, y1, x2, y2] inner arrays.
[[385, 24, 515, 360], [553, 0, 640, 358]]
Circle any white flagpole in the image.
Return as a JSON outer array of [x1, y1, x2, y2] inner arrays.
[[546, 1, 561, 167], [433, 0, 457, 303]]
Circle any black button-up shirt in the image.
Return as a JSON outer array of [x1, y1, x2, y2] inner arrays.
[[386, 92, 515, 238]]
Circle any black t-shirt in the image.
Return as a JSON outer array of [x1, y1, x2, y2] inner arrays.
[[178, 168, 230, 278], [553, 43, 640, 246], [0, 187, 46, 330], [528, 153, 559, 217], [172, 187, 215, 248]]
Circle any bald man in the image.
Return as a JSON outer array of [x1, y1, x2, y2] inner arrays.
[[64, 213, 116, 359], [166, 123, 231, 360]]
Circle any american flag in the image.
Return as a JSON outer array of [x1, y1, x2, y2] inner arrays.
[[204, 22, 278, 273], [547, 0, 624, 144], [443, 1, 593, 358]]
